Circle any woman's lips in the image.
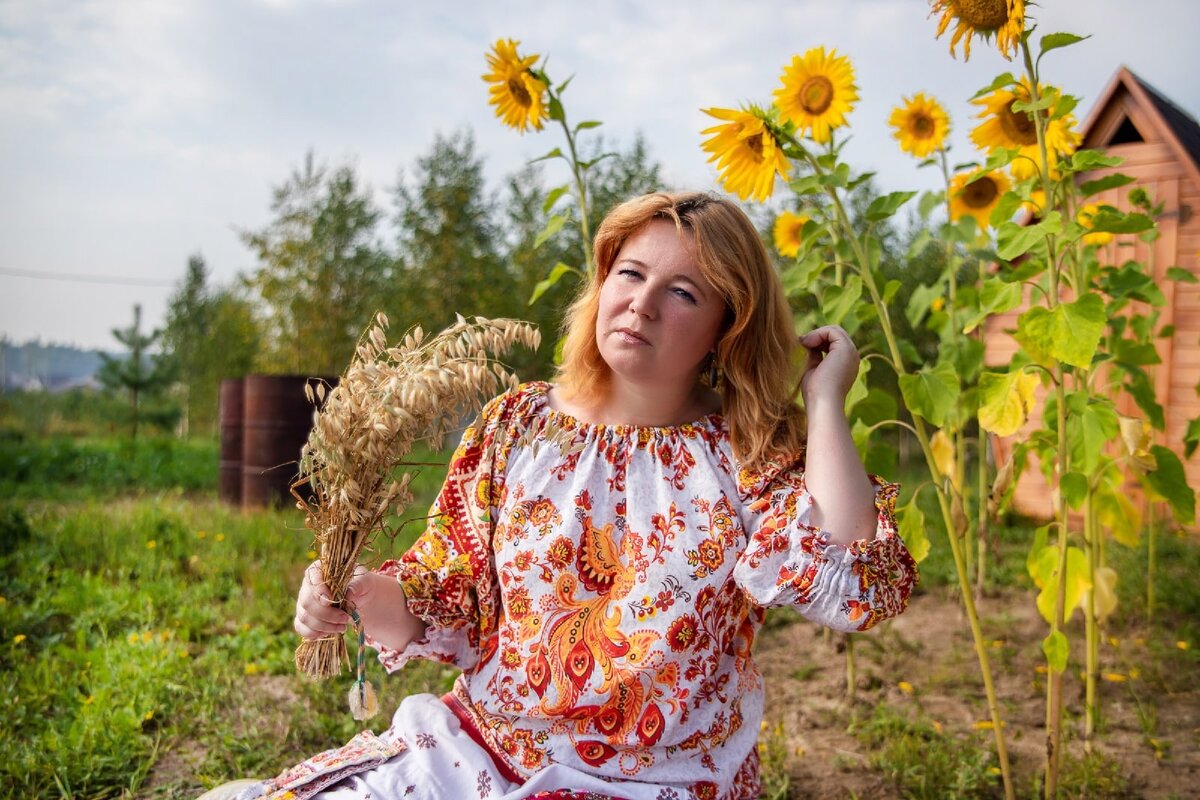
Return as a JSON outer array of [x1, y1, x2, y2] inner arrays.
[[616, 327, 650, 345]]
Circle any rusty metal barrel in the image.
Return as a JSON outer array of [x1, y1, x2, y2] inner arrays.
[[240, 375, 333, 509], [218, 378, 244, 505]]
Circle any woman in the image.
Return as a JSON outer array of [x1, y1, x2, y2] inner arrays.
[[237, 191, 918, 800]]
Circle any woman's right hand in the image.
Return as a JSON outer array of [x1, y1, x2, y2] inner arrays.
[[294, 561, 371, 640]]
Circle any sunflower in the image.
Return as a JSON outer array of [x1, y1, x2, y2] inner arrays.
[[889, 93, 950, 158], [930, 0, 1025, 61], [700, 107, 790, 202], [971, 78, 1081, 179], [1077, 203, 1115, 247], [949, 169, 1011, 230], [773, 211, 811, 259], [773, 47, 858, 144], [482, 39, 548, 134]]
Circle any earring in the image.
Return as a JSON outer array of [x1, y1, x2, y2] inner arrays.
[[706, 352, 720, 387]]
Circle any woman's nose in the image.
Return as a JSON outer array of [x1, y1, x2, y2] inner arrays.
[[628, 286, 656, 319]]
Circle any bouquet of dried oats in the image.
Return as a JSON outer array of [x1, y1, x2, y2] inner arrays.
[[292, 312, 539, 690]]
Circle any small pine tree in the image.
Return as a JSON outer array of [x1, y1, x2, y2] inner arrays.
[[98, 304, 177, 439]]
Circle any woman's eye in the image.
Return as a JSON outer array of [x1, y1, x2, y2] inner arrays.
[[672, 287, 697, 304], [617, 268, 642, 280]]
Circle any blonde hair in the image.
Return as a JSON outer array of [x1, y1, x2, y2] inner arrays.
[[555, 191, 805, 468]]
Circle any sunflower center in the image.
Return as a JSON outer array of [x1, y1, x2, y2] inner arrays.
[[744, 133, 765, 159], [912, 113, 936, 139], [950, 0, 1010, 29], [999, 99, 1039, 146], [799, 76, 835, 115], [962, 176, 1000, 209], [507, 77, 532, 108]]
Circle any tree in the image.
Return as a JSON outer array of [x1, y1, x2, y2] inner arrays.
[[163, 254, 260, 436], [242, 152, 391, 375], [391, 130, 515, 335], [97, 304, 176, 439]]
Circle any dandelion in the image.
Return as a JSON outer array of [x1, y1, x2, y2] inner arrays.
[[929, 0, 1026, 61], [1129, 667, 1140, 679], [949, 169, 1010, 230], [245, 663, 260, 676], [971, 78, 1080, 179], [1177, 640, 1190, 651], [197, 530, 207, 539], [144, 710, 155, 721], [889, 93, 950, 158], [482, 39, 548, 134], [0, 595, 7, 604], [83, 694, 94, 705], [146, 540, 157, 550], [127, 632, 140, 645], [898, 680, 915, 695], [700, 106, 790, 202], [930, 297, 946, 312], [215, 533, 225, 542], [989, 766, 1002, 776], [773, 47, 858, 144], [307, 549, 318, 560], [141, 631, 153, 643], [13, 634, 26, 645], [773, 211, 810, 259], [1107, 635, 1120, 648]]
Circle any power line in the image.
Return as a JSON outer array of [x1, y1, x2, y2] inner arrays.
[[0, 267, 176, 288]]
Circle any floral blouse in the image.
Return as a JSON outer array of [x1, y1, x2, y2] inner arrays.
[[373, 382, 917, 800]]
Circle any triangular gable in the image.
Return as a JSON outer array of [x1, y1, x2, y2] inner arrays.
[[1080, 66, 1200, 190]]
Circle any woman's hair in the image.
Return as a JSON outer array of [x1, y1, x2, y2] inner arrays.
[[555, 191, 805, 468]]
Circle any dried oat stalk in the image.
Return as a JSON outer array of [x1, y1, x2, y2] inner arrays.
[[292, 312, 540, 680]]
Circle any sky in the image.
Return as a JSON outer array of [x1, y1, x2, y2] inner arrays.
[[2, 0, 1198, 352]]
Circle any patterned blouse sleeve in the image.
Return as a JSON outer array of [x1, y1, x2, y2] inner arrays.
[[732, 458, 918, 632], [369, 389, 518, 673]]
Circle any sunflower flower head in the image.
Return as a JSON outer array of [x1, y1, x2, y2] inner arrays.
[[889, 93, 951, 159], [482, 38, 548, 134], [971, 77, 1081, 179], [773, 47, 858, 144], [700, 106, 791, 202], [1078, 203, 1115, 247], [930, 0, 1026, 61], [949, 169, 1011, 230], [773, 211, 811, 259]]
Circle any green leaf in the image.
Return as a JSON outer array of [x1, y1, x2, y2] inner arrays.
[[547, 96, 565, 122], [1087, 208, 1155, 234], [1079, 173, 1134, 198], [905, 281, 944, 329], [918, 191, 945, 220], [971, 72, 1017, 99], [1060, 472, 1089, 510], [996, 212, 1061, 261], [821, 275, 863, 326], [897, 498, 931, 563], [1026, 524, 1050, 581], [1112, 340, 1161, 367], [1071, 150, 1123, 171], [853, 387, 898, 426], [533, 213, 568, 250], [1145, 445, 1196, 524], [1052, 93, 1080, 122], [542, 184, 571, 214], [573, 120, 602, 133], [781, 251, 826, 298], [906, 228, 934, 260], [962, 277, 1023, 334], [988, 190, 1025, 229], [1185, 419, 1200, 459], [528, 262, 581, 305], [898, 360, 959, 427], [1167, 266, 1198, 283], [531, 147, 564, 164], [1043, 631, 1069, 674], [1014, 293, 1105, 368], [1066, 392, 1119, 474], [844, 357, 871, 415], [865, 191, 917, 222], [577, 152, 618, 170], [1039, 32, 1087, 57], [1123, 369, 1165, 430], [1033, 546, 1091, 625], [883, 279, 902, 307], [1101, 263, 1166, 305]]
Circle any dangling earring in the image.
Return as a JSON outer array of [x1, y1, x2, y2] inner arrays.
[[706, 352, 720, 387]]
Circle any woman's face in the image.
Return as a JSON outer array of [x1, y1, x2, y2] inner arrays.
[[595, 219, 726, 392]]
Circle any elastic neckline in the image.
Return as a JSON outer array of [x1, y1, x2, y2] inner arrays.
[[526, 381, 725, 437]]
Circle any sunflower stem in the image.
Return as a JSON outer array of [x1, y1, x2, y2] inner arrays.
[[551, 96, 595, 275]]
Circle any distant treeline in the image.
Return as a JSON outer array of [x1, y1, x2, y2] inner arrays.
[[1, 340, 107, 391]]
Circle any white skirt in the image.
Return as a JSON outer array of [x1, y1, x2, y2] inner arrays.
[[241, 693, 693, 800]]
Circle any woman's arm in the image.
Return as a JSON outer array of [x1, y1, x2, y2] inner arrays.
[[799, 325, 878, 546]]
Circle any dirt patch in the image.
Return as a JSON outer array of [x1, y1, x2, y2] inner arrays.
[[755, 588, 1200, 798]]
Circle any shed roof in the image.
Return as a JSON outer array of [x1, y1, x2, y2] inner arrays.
[[1080, 66, 1200, 189]]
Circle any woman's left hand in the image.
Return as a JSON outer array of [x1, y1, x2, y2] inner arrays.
[[799, 326, 860, 409]]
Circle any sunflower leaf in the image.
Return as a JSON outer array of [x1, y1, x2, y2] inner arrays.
[[1070, 150, 1123, 171], [898, 360, 959, 427], [1167, 266, 1199, 283], [977, 370, 1038, 437], [865, 191, 917, 222], [531, 147, 565, 164], [528, 262, 580, 306], [962, 277, 1022, 334], [542, 184, 572, 214], [1014, 294, 1106, 368], [573, 120, 602, 133], [820, 275, 863, 326], [1038, 32, 1088, 59], [533, 214, 568, 250], [1079, 173, 1134, 198], [1144, 445, 1196, 524], [917, 190, 944, 220], [547, 96, 565, 122], [847, 171, 876, 192], [1043, 631, 1069, 674], [1087, 209, 1155, 234], [897, 497, 931, 564], [971, 72, 1017, 100]]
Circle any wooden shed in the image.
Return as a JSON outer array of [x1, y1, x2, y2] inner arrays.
[[986, 66, 1200, 523]]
